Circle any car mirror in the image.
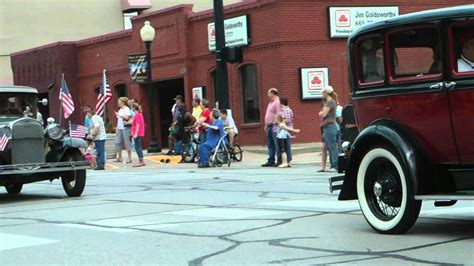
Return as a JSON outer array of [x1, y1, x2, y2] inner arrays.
[[39, 98, 48, 106]]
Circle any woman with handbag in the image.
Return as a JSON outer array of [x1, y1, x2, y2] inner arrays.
[[115, 97, 133, 163]]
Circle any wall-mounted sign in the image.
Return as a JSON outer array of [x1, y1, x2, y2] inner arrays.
[[208, 15, 250, 51], [128, 53, 149, 83], [300, 67, 329, 100], [192, 86, 205, 100], [328, 6, 399, 38]]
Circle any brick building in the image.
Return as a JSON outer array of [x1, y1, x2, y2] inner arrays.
[[10, 0, 470, 147]]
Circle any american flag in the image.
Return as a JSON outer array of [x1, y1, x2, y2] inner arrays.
[[59, 74, 75, 119], [69, 123, 88, 139], [95, 69, 112, 117], [0, 130, 9, 152]]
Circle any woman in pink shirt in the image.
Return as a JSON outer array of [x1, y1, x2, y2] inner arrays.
[[131, 103, 146, 167]]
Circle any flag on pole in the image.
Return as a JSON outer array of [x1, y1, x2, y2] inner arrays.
[[60, 74, 75, 119], [95, 69, 112, 117], [0, 130, 9, 152], [69, 122, 88, 139]]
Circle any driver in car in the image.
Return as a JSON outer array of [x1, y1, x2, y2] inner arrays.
[[458, 34, 474, 72]]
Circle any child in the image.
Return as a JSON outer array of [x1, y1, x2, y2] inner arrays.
[[275, 114, 300, 168], [84, 140, 97, 168]]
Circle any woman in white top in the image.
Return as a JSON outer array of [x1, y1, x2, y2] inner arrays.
[[114, 97, 133, 163]]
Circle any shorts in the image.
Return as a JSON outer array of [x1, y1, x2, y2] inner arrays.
[[115, 128, 132, 152]]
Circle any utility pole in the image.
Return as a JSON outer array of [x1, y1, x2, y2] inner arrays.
[[213, 0, 230, 110]]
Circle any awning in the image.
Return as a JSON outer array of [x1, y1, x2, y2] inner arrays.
[[121, 0, 152, 12]]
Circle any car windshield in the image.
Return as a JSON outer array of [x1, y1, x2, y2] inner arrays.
[[0, 93, 38, 123]]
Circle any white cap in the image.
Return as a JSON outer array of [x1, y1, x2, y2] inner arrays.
[[323, 86, 334, 94]]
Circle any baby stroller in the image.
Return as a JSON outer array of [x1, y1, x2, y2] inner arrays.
[[209, 132, 231, 167]]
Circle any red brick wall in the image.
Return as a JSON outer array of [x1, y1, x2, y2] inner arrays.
[[11, 0, 472, 146]]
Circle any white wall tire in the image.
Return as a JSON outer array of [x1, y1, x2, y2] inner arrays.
[[357, 147, 421, 234]]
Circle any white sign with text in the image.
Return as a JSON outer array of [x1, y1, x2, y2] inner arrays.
[[329, 6, 399, 38], [208, 15, 249, 51]]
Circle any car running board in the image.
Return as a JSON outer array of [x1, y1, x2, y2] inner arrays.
[[414, 194, 474, 200]]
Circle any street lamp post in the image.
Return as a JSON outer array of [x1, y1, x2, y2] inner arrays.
[[140, 21, 160, 153]]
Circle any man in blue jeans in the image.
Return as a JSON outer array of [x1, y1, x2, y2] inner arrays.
[[85, 107, 107, 170], [261, 88, 282, 167]]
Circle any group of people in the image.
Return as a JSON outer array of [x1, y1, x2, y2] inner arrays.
[[261, 88, 301, 168], [82, 97, 146, 170], [166, 95, 239, 168]]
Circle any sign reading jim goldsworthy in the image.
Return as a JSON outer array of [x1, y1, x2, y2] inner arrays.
[[208, 15, 249, 51]]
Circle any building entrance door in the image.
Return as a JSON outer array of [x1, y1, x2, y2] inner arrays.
[[155, 78, 184, 148]]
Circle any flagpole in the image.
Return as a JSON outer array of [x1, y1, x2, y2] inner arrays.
[[59, 73, 64, 127], [103, 69, 107, 123]]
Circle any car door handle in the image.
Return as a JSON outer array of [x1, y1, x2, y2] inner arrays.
[[444, 81, 456, 91], [429, 82, 443, 90]]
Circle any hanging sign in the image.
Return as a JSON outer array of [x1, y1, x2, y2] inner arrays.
[[208, 15, 250, 51], [128, 53, 149, 83]]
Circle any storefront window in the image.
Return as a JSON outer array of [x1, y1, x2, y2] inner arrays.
[[240, 65, 260, 124], [115, 84, 128, 98]]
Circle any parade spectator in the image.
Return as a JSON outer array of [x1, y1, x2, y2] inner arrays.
[[192, 98, 203, 120], [275, 113, 300, 168], [220, 109, 238, 147], [318, 98, 329, 172], [82, 105, 91, 130], [86, 107, 107, 170], [276, 97, 299, 168], [458, 36, 474, 72], [174, 103, 196, 156], [319, 86, 339, 172], [131, 103, 146, 167], [261, 88, 281, 167], [198, 99, 212, 143], [198, 109, 225, 168], [84, 140, 97, 168], [114, 97, 133, 163], [167, 95, 184, 155]]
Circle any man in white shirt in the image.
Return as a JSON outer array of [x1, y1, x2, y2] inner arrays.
[[85, 106, 107, 170], [458, 37, 474, 72], [221, 109, 238, 147]]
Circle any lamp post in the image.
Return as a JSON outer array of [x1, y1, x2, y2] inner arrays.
[[140, 21, 160, 153]]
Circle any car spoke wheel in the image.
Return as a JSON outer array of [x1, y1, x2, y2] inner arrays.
[[357, 147, 421, 234], [5, 184, 23, 194], [61, 152, 87, 197]]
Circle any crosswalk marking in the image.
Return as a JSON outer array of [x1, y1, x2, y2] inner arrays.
[[0, 233, 58, 251]]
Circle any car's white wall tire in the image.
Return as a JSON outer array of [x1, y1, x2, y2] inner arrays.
[[357, 147, 421, 234]]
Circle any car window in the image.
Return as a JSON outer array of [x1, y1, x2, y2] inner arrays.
[[450, 21, 474, 76], [387, 25, 442, 83], [356, 35, 385, 86]]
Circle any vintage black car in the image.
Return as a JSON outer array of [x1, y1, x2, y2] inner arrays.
[[329, 6, 473, 234], [0, 86, 89, 197]]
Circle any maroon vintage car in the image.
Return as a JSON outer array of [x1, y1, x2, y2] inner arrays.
[[330, 5, 473, 234]]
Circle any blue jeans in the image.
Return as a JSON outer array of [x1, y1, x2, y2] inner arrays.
[[134, 137, 144, 159], [266, 126, 282, 164], [94, 140, 106, 169], [323, 123, 339, 169], [198, 142, 215, 165], [278, 137, 292, 162], [174, 140, 183, 155]]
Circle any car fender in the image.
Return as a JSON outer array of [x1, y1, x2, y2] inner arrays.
[[338, 119, 433, 200]]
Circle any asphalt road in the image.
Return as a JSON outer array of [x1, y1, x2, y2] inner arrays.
[[1, 163, 473, 265]]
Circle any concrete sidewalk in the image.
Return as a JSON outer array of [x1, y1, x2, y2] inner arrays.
[[103, 143, 323, 170]]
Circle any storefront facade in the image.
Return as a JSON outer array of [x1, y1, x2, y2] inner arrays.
[[11, 0, 470, 147]]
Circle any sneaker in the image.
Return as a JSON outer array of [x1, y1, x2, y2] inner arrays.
[[261, 162, 275, 167], [274, 162, 283, 167], [94, 167, 105, 170]]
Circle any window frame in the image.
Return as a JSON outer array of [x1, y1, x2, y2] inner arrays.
[[239, 64, 261, 125], [385, 24, 443, 85], [448, 19, 474, 78], [354, 33, 386, 89]]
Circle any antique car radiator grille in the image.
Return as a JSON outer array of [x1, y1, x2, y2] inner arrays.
[[11, 119, 45, 164]]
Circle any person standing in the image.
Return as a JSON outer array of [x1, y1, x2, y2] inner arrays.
[[131, 103, 146, 167], [114, 97, 133, 163], [319, 86, 339, 172], [261, 88, 281, 167], [86, 107, 107, 170], [198, 99, 212, 143], [167, 95, 184, 155], [277, 97, 299, 167], [192, 98, 203, 120]]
